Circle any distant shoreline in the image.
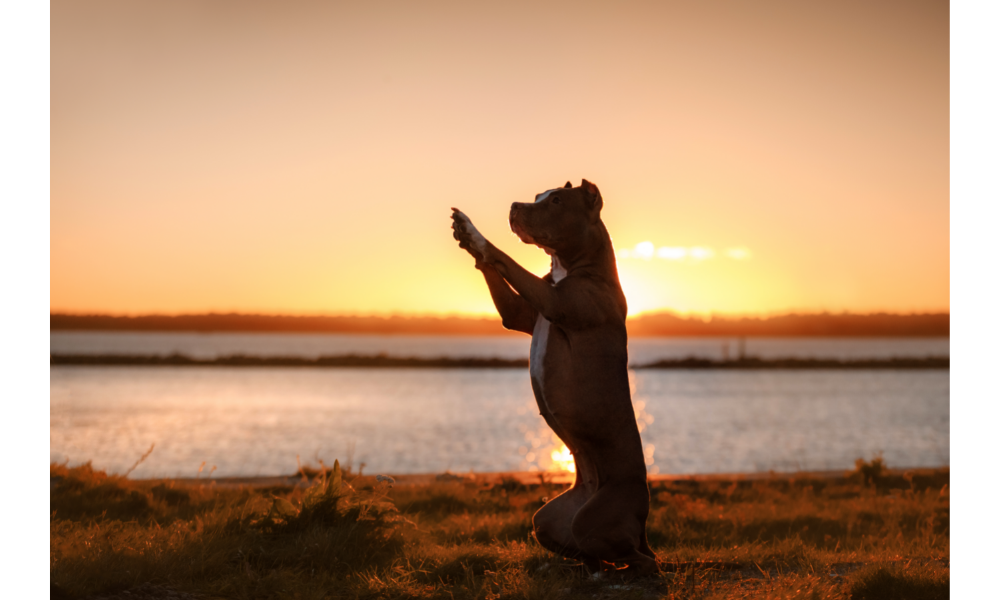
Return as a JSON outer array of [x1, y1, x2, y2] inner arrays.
[[50, 353, 950, 369], [50, 311, 950, 337]]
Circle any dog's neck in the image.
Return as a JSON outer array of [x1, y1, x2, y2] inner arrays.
[[545, 221, 627, 315], [550, 255, 568, 283], [553, 221, 616, 274]]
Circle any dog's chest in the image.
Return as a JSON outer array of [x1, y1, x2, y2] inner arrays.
[[529, 315, 550, 385], [550, 255, 567, 283], [529, 256, 567, 385]]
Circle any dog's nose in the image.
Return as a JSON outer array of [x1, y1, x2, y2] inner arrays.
[[509, 203, 520, 220]]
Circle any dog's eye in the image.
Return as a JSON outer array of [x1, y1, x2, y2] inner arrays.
[[552, 197, 561, 205]]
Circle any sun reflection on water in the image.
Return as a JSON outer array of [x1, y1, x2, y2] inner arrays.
[[549, 444, 575, 473]]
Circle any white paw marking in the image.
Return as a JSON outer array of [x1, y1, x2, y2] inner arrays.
[[456, 210, 488, 254]]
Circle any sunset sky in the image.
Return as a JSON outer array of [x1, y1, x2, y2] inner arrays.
[[50, 0, 949, 317]]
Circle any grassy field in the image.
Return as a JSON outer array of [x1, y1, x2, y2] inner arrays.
[[50, 459, 949, 599]]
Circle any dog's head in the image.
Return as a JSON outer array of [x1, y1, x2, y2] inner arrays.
[[509, 180, 604, 256]]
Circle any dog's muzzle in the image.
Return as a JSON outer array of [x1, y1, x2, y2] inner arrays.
[[509, 203, 535, 244]]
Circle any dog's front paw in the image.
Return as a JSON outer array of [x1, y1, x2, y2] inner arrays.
[[451, 208, 490, 259]]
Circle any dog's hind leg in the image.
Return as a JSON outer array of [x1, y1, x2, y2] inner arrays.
[[570, 482, 658, 575], [532, 485, 595, 562]]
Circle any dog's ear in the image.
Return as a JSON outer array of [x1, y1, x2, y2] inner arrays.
[[581, 179, 603, 211], [564, 181, 572, 188]]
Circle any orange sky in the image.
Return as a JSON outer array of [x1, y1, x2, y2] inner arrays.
[[50, 0, 949, 317]]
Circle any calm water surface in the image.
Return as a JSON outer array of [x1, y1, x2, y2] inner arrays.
[[51, 362, 949, 479], [51, 332, 949, 363]]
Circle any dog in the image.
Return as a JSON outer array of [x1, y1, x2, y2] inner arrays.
[[451, 179, 657, 576]]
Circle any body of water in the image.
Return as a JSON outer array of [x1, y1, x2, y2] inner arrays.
[[50, 333, 949, 479], [51, 331, 949, 364]]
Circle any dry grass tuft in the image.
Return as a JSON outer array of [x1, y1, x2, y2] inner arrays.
[[847, 562, 949, 600], [50, 460, 948, 599]]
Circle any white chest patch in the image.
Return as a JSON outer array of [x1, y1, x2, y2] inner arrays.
[[530, 314, 550, 384], [551, 255, 567, 283], [531, 254, 566, 388]]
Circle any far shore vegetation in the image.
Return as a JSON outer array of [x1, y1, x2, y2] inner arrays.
[[50, 311, 949, 338], [49, 353, 949, 370], [51, 458, 948, 599]]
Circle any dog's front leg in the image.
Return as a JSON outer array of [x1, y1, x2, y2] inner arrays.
[[480, 264, 536, 334], [451, 209, 562, 323], [451, 209, 536, 334], [488, 253, 569, 323]]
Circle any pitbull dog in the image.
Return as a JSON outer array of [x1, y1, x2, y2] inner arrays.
[[451, 180, 657, 576]]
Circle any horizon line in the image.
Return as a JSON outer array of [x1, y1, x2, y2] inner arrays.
[[49, 309, 951, 320]]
